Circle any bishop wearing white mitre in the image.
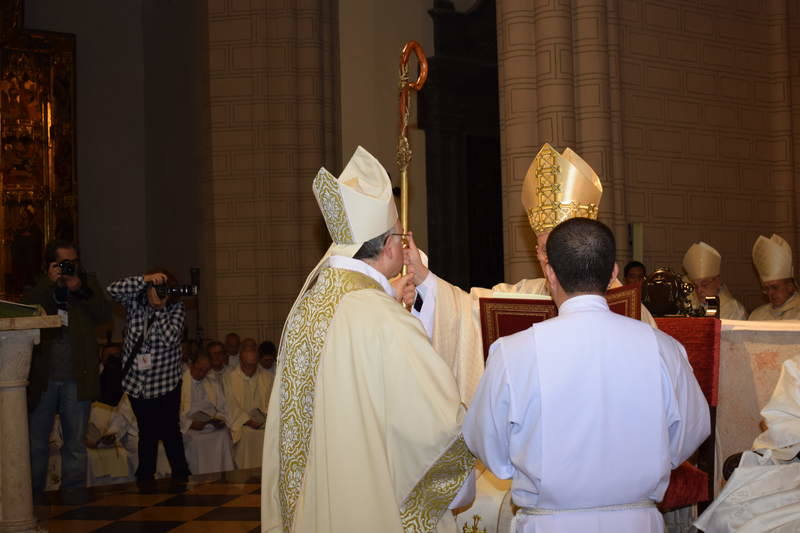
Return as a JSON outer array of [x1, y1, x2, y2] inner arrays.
[[260, 146, 474, 533], [749, 234, 800, 321], [180, 352, 234, 475], [404, 143, 656, 405], [224, 342, 273, 469], [682, 241, 748, 320]]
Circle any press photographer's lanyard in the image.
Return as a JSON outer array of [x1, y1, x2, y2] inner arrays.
[[142, 310, 154, 350]]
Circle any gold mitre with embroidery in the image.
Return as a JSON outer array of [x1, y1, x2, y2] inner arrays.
[[753, 234, 794, 282], [683, 242, 721, 281], [521, 143, 603, 235], [312, 145, 398, 257]]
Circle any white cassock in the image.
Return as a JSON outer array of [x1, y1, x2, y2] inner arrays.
[[749, 292, 800, 321], [261, 257, 474, 533], [695, 356, 800, 532], [180, 371, 234, 475], [464, 295, 710, 533], [416, 273, 657, 406], [228, 353, 240, 370], [207, 367, 230, 393], [224, 365, 274, 469]]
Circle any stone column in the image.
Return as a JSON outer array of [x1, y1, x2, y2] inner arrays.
[[0, 328, 39, 533]]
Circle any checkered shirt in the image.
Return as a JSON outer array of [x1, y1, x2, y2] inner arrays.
[[107, 276, 185, 399]]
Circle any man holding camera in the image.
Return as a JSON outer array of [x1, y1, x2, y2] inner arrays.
[[24, 240, 112, 497], [107, 271, 192, 484]]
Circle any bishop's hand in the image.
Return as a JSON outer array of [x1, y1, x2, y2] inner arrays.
[[403, 232, 429, 286], [390, 273, 416, 307]]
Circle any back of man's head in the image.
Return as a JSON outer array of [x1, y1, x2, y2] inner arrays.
[[546, 218, 616, 294]]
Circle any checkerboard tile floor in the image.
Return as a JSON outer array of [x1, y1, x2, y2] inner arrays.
[[36, 469, 262, 532]]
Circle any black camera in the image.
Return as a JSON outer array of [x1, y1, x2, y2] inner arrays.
[[58, 259, 77, 277], [148, 283, 198, 299]]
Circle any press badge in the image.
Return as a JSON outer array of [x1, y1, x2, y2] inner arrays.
[[136, 353, 153, 371], [57, 309, 68, 327]]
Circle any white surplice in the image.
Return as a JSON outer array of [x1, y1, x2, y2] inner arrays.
[[180, 371, 234, 475], [224, 365, 273, 469], [695, 356, 800, 532], [464, 295, 710, 533], [749, 292, 800, 321]]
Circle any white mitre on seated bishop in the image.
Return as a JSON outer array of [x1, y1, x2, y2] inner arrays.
[[753, 234, 794, 283], [683, 242, 720, 281], [682, 242, 748, 320]]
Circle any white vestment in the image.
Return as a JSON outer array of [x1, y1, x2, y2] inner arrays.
[[180, 371, 234, 475], [261, 257, 474, 533], [464, 295, 710, 533], [224, 365, 273, 469], [86, 400, 133, 484], [419, 274, 657, 406], [690, 285, 748, 320], [749, 292, 800, 321], [695, 356, 800, 532]]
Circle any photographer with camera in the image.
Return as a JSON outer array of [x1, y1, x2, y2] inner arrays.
[[107, 270, 192, 484], [24, 240, 112, 497]]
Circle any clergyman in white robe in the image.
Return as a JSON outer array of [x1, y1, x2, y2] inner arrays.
[[224, 355, 273, 469], [695, 356, 800, 533], [463, 218, 710, 533], [180, 366, 234, 475]]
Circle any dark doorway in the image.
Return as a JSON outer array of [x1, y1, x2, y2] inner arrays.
[[419, 0, 502, 290]]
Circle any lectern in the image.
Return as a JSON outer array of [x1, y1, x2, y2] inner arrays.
[[0, 314, 60, 532]]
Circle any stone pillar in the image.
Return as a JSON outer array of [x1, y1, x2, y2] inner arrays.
[[0, 328, 39, 533]]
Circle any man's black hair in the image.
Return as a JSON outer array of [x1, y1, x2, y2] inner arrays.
[[545, 218, 616, 294], [259, 340, 277, 356], [623, 261, 646, 277], [44, 239, 78, 267]]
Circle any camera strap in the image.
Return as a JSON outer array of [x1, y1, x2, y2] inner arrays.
[[121, 311, 154, 379]]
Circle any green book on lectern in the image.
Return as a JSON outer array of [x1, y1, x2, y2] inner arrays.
[[0, 299, 40, 318]]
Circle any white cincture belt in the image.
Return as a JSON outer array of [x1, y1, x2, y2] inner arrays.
[[517, 499, 656, 516]]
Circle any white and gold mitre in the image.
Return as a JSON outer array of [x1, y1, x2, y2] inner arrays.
[[683, 242, 721, 280], [312, 146, 398, 257], [521, 143, 603, 235], [753, 234, 794, 283]]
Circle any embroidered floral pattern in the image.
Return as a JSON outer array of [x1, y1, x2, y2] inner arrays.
[[278, 267, 381, 531], [399, 435, 475, 532], [313, 168, 355, 244]]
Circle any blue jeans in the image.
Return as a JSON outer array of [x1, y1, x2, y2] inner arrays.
[[29, 380, 90, 493]]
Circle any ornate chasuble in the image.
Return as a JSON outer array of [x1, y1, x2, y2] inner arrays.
[[275, 266, 473, 533]]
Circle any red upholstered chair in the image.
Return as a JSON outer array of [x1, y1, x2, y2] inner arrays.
[[655, 317, 720, 513]]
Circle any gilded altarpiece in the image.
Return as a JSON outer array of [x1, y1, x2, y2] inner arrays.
[[0, 0, 76, 297]]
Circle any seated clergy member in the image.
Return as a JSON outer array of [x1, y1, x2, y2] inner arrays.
[[464, 218, 710, 533], [750, 234, 800, 321], [223, 341, 273, 469], [623, 260, 647, 287], [682, 241, 748, 320], [224, 332, 241, 369], [261, 146, 474, 532], [180, 352, 234, 475], [206, 340, 230, 392]]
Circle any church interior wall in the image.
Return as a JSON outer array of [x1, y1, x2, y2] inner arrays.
[[338, 0, 433, 254]]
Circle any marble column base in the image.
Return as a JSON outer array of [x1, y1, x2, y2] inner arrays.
[[0, 329, 40, 533]]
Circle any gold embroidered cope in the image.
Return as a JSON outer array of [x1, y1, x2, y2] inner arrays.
[[278, 267, 381, 530]]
